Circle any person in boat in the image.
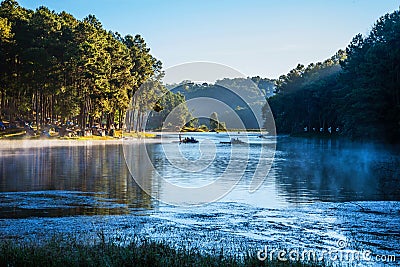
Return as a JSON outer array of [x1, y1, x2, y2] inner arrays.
[[180, 136, 198, 143]]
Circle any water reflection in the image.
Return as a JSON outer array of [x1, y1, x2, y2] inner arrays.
[[123, 133, 275, 205], [0, 142, 154, 218], [272, 137, 400, 203], [0, 137, 399, 219]]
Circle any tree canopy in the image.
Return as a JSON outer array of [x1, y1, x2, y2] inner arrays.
[[265, 9, 400, 143], [0, 0, 186, 133], [1, 1, 399, 142]]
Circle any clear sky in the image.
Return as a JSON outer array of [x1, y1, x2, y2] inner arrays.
[[17, 0, 400, 79]]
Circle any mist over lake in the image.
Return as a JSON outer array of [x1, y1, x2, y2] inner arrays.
[[0, 135, 399, 265]]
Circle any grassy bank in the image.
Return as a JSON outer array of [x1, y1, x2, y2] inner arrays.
[[0, 237, 322, 267], [0, 129, 156, 140], [0, 128, 27, 139]]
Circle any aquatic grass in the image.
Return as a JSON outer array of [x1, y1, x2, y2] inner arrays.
[[0, 235, 324, 267]]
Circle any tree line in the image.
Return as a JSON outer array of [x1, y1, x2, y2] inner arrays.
[[265, 9, 400, 143], [0, 0, 188, 133], [2, 0, 399, 141], [168, 77, 274, 130]]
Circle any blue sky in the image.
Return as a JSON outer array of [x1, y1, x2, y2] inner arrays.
[[18, 0, 400, 79]]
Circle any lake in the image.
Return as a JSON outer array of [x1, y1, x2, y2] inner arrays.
[[0, 134, 399, 265]]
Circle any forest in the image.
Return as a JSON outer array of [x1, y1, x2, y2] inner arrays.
[[265, 9, 400, 143], [0, 0, 188, 134], [1, 0, 399, 143]]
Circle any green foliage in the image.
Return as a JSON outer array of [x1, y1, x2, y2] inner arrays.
[[146, 90, 191, 131], [0, 0, 167, 132], [266, 52, 343, 134], [0, 16, 12, 41], [169, 78, 273, 129], [338, 10, 400, 142], [265, 8, 400, 143], [123, 34, 171, 132]]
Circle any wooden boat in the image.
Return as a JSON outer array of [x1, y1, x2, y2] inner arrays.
[[220, 138, 246, 145], [180, 137, 199, 143]]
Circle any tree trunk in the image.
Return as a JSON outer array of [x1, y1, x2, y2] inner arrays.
[[118, 108, 123, 130], [35, 89, 39, 129]]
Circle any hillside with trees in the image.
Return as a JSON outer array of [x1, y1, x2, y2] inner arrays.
[[265, 9, 400, 143], [168, 77, 274, 129]]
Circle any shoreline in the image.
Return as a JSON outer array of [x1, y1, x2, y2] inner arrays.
[[0, 138, 152, 149]]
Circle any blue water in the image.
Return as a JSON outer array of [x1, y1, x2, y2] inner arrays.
[[0, 135, 399, 265]]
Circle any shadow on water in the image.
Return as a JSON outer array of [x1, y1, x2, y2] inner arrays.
[[272, 137, 400, 203]]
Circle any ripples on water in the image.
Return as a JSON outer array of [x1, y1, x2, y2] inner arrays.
[[0, 135, 399, 265]]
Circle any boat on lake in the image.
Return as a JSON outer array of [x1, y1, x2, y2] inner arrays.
[[180, 136, 199, 144], [220, 138, 246, 145]]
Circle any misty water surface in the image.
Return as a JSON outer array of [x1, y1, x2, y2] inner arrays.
[[0, 134, 398, 218], [0, 135, 399, 266]]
